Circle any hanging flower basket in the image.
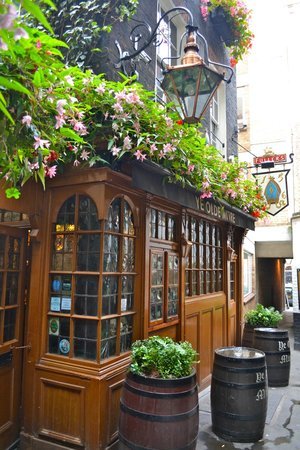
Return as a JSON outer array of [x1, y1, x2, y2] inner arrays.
[[210, 6, 237, 46]]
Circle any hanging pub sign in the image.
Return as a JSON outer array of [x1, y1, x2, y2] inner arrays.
[[253, 169, 290, 216]]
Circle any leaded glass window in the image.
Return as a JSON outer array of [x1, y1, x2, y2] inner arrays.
[[48, 195, 136, 362], [0, 234, 22, 345], [185, 216, 223, 296]]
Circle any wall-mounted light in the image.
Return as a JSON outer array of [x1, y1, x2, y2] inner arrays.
[[115, 7, 233, 123], [181, 233, 193, 258]]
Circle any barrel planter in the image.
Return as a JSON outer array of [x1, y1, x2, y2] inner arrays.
[[119, 370, 199, 450], [211, 347, 267, 443], [254, 328, 290, 387], [241, 323, 256, 347]]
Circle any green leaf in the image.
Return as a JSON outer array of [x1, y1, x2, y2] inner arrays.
[[5, 187, 21, 199], [21, 0, 54, 34], [0, 76, 32, 96], [60, 127, 85, 143], [0, 99, 14, 124]]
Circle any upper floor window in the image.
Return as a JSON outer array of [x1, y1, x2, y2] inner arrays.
[[48, 195, 136, 362], [185, 216, 223, 296], [243, 251, 253, 297], [156, 0, 187, 102], [209, 84, 227, 158]]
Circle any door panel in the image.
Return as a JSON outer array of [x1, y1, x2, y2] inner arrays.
[[0, 226, 27, 450]]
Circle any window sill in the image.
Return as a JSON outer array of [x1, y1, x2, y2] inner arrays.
[[243, 293, 255, 305]]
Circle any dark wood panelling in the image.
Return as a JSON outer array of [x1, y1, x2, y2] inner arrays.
[[38, 378, 86, 447]]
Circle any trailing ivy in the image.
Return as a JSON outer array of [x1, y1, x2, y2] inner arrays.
[[45, 0, 139, 68]]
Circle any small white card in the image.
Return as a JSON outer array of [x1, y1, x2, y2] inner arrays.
[[50, 296, 61, 312]]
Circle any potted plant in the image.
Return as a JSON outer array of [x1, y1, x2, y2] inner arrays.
[[200, 0, 254, 67], [242, 303, 283, 347], [118, 335, 199, 450]]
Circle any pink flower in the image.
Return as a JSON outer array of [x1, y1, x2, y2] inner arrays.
[[221, 172, 227, 180], [73, 121, 88, 136], [14, 27, 29, 40], [21, 115, 32, 126], [134, 150, 146, 161], [187, 164, 195, 174], [45, 165, 57, 179], [163, 143, 175, 153], [126, 92, 143, 105], [0, 4, 17, 30], [29, 161, 39, 171], [0, 39, 8, 50], [123, 136, 132, 150], [73, 159, 80, 167], [200, 191, 213, 199], [56, 99, 67, 115], [64, 75, 74, 86], [80, 150, 90, 161], [55, 115, 66, 129], [111, 146, 121, 156], [165, 116, 173, 128], [113, 102, 123, 113], [200, 6, 208, 20], [95, 84, 105, 94], [115, 91, 127, 101], [150, 143, 157, 154], [112, 122, 119, 132], [33, 136, 50, 150]]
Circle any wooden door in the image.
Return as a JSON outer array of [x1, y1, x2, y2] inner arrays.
[[0, 226, 27, 450]]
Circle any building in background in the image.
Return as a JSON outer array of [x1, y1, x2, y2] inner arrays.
[[237, 0, 300, 314]]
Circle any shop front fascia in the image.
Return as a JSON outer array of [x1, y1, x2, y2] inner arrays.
[[0, 163, 254, 450]]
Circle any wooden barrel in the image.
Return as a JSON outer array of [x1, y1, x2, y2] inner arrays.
[[254, 328, 290, 387], [211, 347, 267, 443], [242, 323, 255, 347], [119, 370, 199, 450]]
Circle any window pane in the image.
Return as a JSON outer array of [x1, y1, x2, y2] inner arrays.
[[122, 237, 134, 271], [105, 199, 120, 232], [0, 235, 5, 269], [75, 275, 98, 316], [48, 317, 70, 355], [150, 287, 163, 321], [103, 235, 119, 272], [121, 275, 134, 312], [5, 272, 19, 305], [8, 237, 20, 270], [74, 319, 97, 360], [3, 309, 17, 342], [123, 201, 134, 235], [77, 234, 100, 271], [157, 211, 166, 239], [102, 275, 118, 315], [101, 318, 117, 359], [120, 315, 133, 353], [56, 196, 75, 232], [78, 196, 100, 230]]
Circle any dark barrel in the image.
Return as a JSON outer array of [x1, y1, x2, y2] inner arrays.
[[254, 327, 290, 387], [242, 323, 255, 347], [211, 347, 267, 443], [119, 370, 199, 450]]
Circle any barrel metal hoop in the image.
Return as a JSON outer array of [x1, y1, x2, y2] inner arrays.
[[127, 371, 196, 387], [212, 409, 266, 421], [119, 432, 198, 450], [120, 400, 199, 422], [212, 376, 266, 389], [213, 362, 266, 373], [123, 380, 198, 399]]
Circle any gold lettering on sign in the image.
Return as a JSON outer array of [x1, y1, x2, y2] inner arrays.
[[194, 198, 236, 224]]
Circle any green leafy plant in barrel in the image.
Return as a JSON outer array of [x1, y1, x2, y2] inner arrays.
[[129, 335, 198, 379], [244, 304, 283, 328]]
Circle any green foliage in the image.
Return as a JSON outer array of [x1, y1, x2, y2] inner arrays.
[[45, 0, 139, 69], [244, 304, 283, 327], [129, 336, 198, 379], [0, 0, 268, 218], [200, 0, 254, 66]]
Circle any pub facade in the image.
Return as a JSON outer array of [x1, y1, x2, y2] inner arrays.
[[0, 0, 257, 449]]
